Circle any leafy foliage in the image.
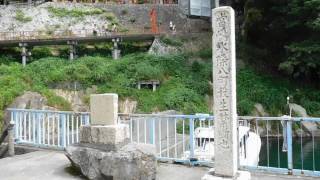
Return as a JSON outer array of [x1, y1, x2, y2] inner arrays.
[[47, 6, 104, 18], [15, 10, 32, 23], [241, 0, 320, 80]]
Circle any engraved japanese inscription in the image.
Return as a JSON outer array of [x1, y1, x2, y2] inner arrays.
[[212, 6, 237, 177], [213, 9, 233, 149]]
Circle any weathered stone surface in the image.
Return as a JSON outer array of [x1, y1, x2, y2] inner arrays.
[[90, 93, 118, 125], [148, 38, 179, 56], [212, 7, 237, 177], [202, 169, 251, 180], [53, 89, 89, 112], [80, 124, 130, 148], [66, 143, 157, 180], [119, 98, 137, 114]]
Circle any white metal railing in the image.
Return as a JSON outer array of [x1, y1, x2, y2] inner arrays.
[[7, 108, 320, 177], [7, 108, 90, 149], [118, 113, 214, 165]]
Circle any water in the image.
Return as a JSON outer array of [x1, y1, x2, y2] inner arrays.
[[259, 137, 320, 171]]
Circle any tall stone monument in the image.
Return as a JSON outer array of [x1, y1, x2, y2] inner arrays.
[[212, 6, 237, 177], [202, 6, 250, 180]]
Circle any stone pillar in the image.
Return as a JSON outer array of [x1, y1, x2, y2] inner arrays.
[[112, 38, 121, 60], [213, 6, 237, 177], [8, 120, 15, 157], [80, 93, 129, 148], [137, 83, 141, 90], [90, 93, 118, 126], [67, 41, 77, 61], [19, 43, 28, 67], [67, 93, 157, 179], [202, 6, 251, 180]]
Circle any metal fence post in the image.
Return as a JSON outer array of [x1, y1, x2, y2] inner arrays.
[[189, 118, 195, 161], [85, 114, 90, 125], [13, 111, 18, 141], [150, 118, 155, 145], [286, 120, 293, 175], [37, 113, 41, 144], [61, 114, 67, 148]]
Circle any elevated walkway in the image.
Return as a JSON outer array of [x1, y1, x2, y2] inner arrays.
[[0, 30, 157, 47]]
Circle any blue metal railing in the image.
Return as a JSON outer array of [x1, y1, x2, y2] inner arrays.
[[6, 108, 320, 177], [121, 113, 214, 165], [238, 116, 320, 177], [7, 108, 90, 149]]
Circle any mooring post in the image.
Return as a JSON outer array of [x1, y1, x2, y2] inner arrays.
[[8, 119, 15, 156], [286, 120, 293, 175]]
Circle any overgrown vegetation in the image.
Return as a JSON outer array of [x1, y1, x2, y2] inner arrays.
[[15, 10, 32, 23], [1, 47, 320, 125], [238, 0, 320, 81], [47, 6, 104, 18]]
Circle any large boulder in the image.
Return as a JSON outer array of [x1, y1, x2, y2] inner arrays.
[[66, 143, 157, 180]]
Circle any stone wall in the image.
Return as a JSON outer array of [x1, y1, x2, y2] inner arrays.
[[92, 4, 211, 33], [0, 3, 210, 34]]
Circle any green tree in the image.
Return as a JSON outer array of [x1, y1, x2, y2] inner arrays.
[[279, 0, 320, 79]]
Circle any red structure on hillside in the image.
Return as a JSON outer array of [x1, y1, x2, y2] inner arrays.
[[149, 8, 159, 34]]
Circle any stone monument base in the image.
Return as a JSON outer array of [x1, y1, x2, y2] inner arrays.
[[202, 169, 251, 180], [80, 124, 130, 146], [66, 143, 157, 180]]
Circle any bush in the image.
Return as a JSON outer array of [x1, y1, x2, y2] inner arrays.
[[103, 12, 119, 25], [160, 36, 183, 47], [15, 10, 32, 23], [47, 6, 104, 18]]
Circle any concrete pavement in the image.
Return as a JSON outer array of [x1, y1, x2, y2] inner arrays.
[[0, 150, 319, 180]]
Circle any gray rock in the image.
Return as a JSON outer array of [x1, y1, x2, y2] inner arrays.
[[66, 143, 157, 180], [148, 38, 179, 56], [79, 125, 130, 151]]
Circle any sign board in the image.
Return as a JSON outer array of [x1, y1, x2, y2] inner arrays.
[[190, 0, 216, 17]]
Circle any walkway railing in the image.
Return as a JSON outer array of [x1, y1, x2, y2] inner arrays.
[[7, 108, 90, 149], [0, 28, 157, 42], [239, 116, 320, 177], [119, 113, 214, 165], [6, 108, 320, 177]]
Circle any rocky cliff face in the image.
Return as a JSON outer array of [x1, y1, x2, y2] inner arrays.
[[0, 2, 211, 33], [53, 89, 89, 112]]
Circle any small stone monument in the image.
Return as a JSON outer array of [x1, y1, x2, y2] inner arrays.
[[66, 93, 157, 180], [202, 7, 250, 180]]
